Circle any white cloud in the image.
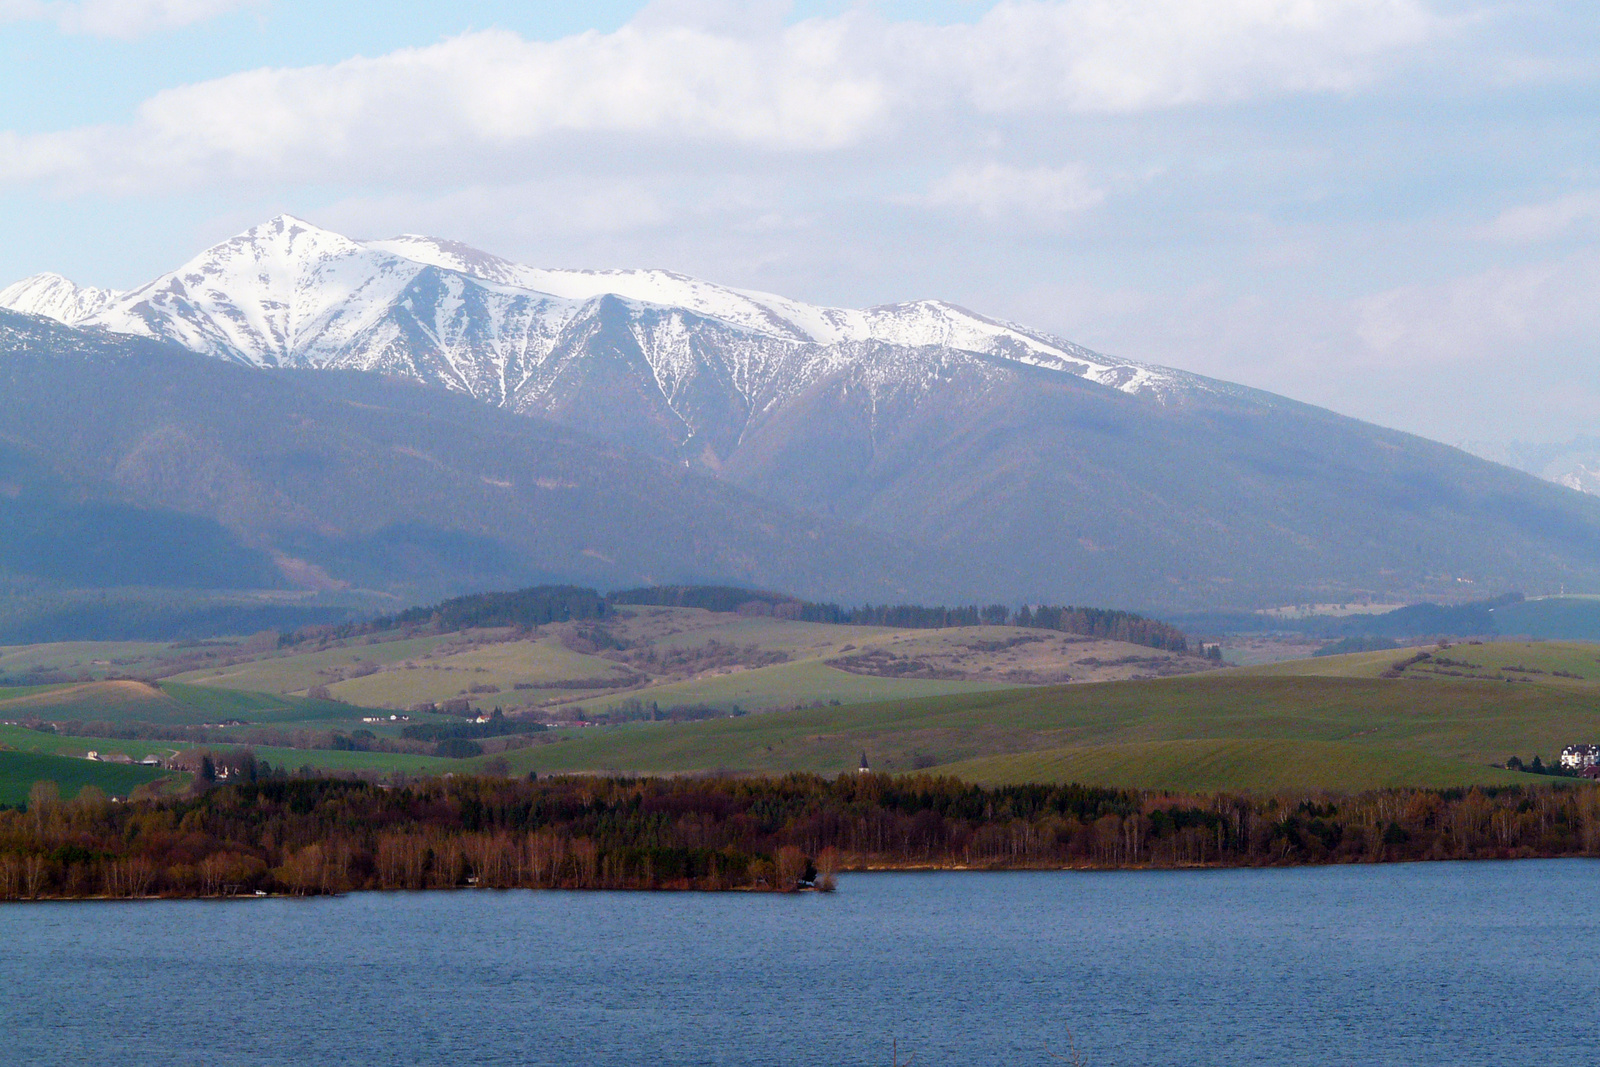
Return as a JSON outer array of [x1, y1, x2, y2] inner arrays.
[[1480, 190, 1600, 243], [900, 0, 1440, 113], [0, 0, 256, 38], [0, 0, 1442, 192], [1352, 250, 1600, 363], [922, 162, 1104, 220]]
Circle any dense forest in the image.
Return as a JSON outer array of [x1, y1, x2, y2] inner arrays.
[[1, 773, 1595, 900]]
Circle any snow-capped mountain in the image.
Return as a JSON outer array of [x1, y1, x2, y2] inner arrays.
[[0, 272, 119, 326], [1, 215, 1205, 465], [9, 217, 1600, 610]]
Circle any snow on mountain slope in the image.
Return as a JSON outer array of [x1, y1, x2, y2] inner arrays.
[[367, 229, 1168, 393], [0, 273, 120, 325], [0, 215, 1204, 456]]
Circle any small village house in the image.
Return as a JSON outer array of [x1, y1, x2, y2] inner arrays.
[[1560, 744, 1600, 771]]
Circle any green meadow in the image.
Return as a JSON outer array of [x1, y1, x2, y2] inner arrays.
[[564, 659, 1011, 714], [0, 723, 182, 761], [483, 668, 1600, 790], [1251, 639, 1600, 687], [0, 750, 168, 807], [0, 679, 369, 727], [0, 724, 465, 781], [168, 633, 457, 695]]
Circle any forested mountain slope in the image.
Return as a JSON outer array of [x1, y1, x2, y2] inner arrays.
[[0, 309, 930, 603]]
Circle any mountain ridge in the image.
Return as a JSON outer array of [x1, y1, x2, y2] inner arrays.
[[0, 215, 1217, 445], [9, 218, 1600, 610]]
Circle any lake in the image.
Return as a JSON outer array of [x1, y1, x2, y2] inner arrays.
[[2, 861, 1596, 1065]]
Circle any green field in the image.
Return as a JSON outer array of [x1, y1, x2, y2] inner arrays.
[[0, 723, 182, 761], [565, 659, 1011, 714], [0, 684, 70, 701], [5, 633, 1598, 795], [240, 745, 471, 775], [0, 640, 177, 679], [0, 679, 371, 727], [0, 723, 466, 779], [327, 636, 631, 706], [1251, 639, 1600, 686], [479, 670, 1600, 790], [0, 750, 168, 806], [170, 608, 1175, 713], [169, 633, 455, 695]]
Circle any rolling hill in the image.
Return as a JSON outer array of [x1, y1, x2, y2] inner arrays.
[[0, 750, 168, 806], [464, 668, 1592, 792], [8, 631, 1599, 794]]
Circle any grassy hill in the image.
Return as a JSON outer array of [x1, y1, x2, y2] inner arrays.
[[0, 749, 168, 806], [481, 671, 1598, 791], [6, 632, 1598, 794], [0, 679, 366, 727], [1250, 639, 1600, 687], [169, 607, 1207, 715], [0, 724, 467, 781]]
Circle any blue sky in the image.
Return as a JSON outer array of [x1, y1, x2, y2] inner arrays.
[[2, 0, 1598, 447]]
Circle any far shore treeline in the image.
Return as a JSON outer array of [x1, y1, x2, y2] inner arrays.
[[1, 773, 1597, 900], [279, 583, 1193, 653]]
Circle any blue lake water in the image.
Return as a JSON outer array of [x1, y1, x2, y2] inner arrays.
[[3, 861, 1597, 1066]]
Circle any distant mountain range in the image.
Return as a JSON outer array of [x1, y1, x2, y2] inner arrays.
[[7, 215, 1600, 611], [1463, 438, 1600, 496]]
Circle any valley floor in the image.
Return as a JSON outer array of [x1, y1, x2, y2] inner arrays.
[[3, 632, 1597, 797]]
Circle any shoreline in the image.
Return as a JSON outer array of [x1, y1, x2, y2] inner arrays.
[[5, 852, 1595, 903], [6, 774, 1598, 902]]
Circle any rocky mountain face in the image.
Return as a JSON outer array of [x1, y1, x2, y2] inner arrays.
[[8, 216, 1600, 610]]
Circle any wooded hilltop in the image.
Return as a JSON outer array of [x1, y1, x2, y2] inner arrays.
[[280, 584, 1195, 654], [2, 773, 1597, 900]]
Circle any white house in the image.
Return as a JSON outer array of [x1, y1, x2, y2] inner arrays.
[[1560, 744, 1600, 770]]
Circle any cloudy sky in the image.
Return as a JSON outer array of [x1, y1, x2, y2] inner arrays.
[[1, 0, 1596, 447]]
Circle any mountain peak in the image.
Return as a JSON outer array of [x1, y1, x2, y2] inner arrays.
[[213, 213, 367, 262], [0, 214, 1187, 401], [258, 213, 334, 235], [0, 272, 121, 325]]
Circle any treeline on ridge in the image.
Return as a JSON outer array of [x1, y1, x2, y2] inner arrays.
[[615, 585, 1190, 650], [2, 772, 1596, 900], [282, 585, 611, 646], [277, 584, 1190, 653], [355, 584, 1197, 653]]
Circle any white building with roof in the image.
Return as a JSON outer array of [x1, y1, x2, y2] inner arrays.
[[1560, 744, 1600, 770]]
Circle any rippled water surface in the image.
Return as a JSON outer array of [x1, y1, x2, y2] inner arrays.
[[3, 861, 1598, 1066]]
